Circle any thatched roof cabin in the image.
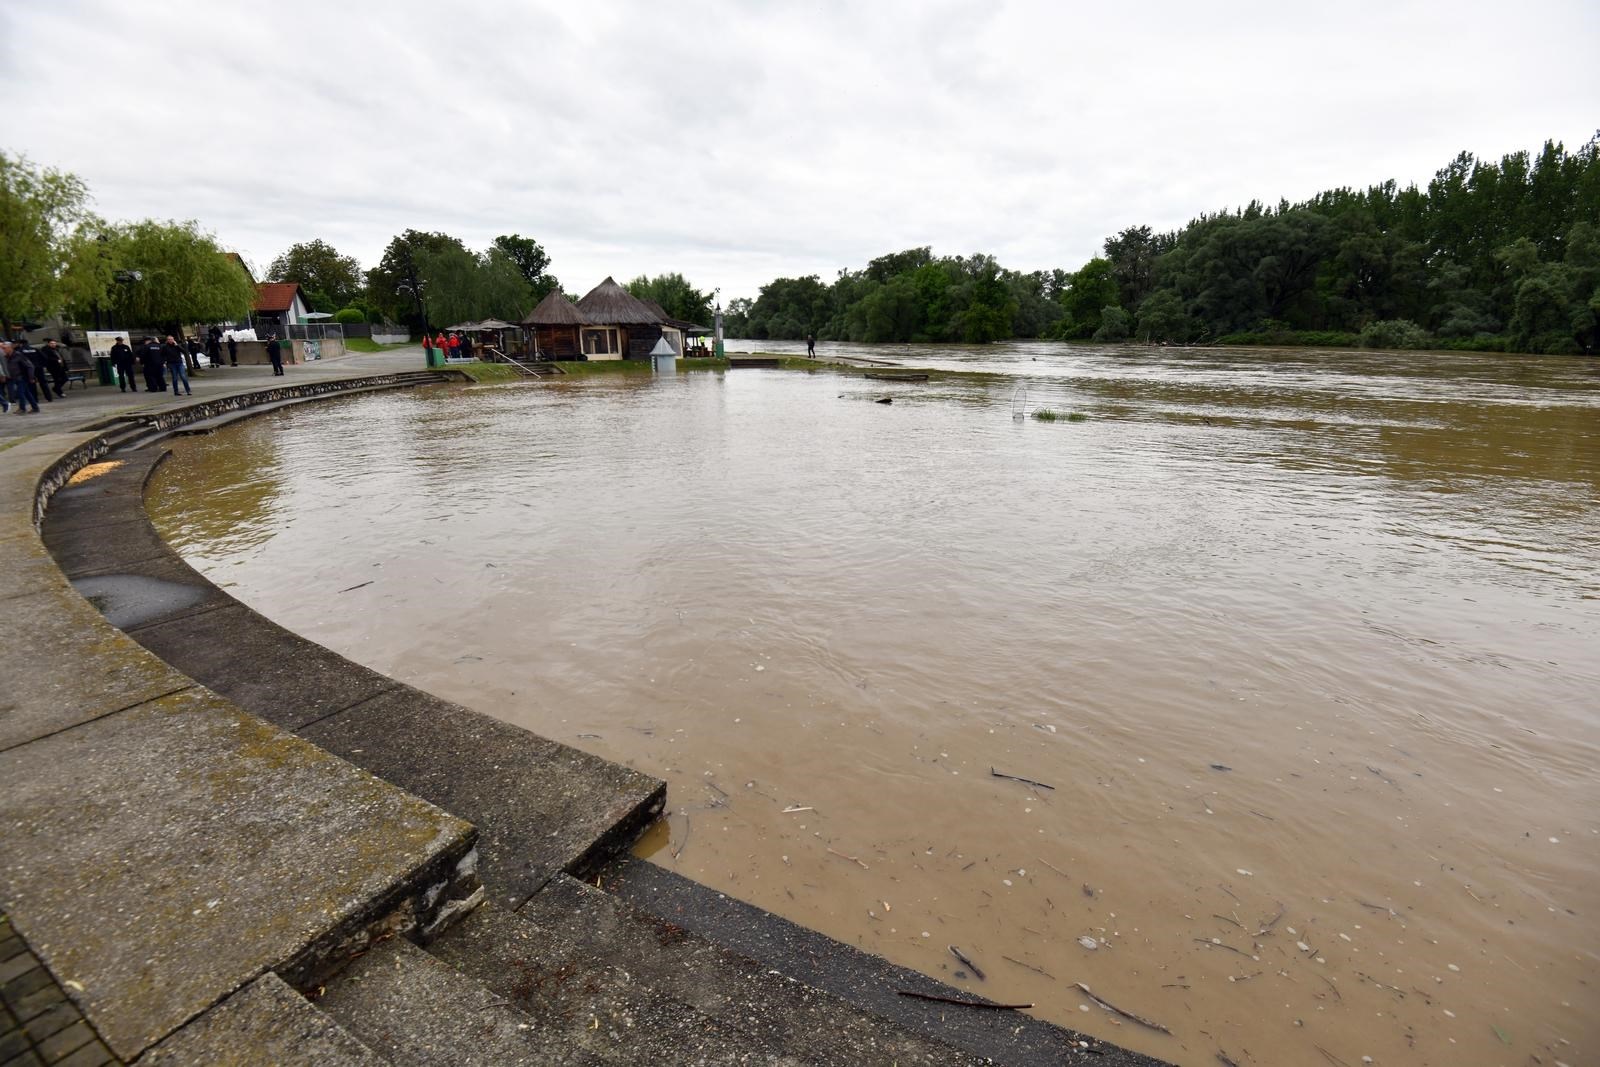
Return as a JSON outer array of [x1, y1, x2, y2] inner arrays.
[[522, 291, 589, 327], [575, 277, 662, 325], [558, 277, 684, 360], [521, 291, 590, 360]]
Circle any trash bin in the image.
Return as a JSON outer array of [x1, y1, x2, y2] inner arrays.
[[95, 355, 114, 386], [426, 348, 443, 368]]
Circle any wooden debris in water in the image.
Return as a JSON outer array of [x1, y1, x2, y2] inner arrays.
[[672, 814, 691, 859], [1255, 902, 1286, 936], [896, 990, 1031, 1010], [1001, 955, 1055, 979], [1070, 982, 1172, 1034], [990, 767, 1056, 790], [781, 805, 813, 813], [1193, 937, 1256, 959], [1039, 859, 1069, 878], [337, 580, 374, 593], [826, 847, 869, 869], [948, 945, 986, 980]]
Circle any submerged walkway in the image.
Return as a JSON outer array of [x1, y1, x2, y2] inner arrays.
[[0, 355, 1164, 1065]]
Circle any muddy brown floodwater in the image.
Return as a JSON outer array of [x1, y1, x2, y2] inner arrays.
[[148, 343, 1599, 1067]]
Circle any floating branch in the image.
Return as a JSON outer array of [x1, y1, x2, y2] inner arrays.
[[991, 768, 1056, 791], [948, 945, 986, 980], [896, 990, 1031, 1010], [1071, 982, 1172, 1034], [1001, 955, 1055, 979]]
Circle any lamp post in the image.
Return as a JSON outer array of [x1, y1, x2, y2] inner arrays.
[[397, 275, 427, 337]]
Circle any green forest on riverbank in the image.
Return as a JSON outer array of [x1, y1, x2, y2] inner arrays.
[[725, 137, 1600, 355]]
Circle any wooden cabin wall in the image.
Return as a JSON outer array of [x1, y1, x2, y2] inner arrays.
[[626, 324, 663, 360], [535, 326, 580, 360]]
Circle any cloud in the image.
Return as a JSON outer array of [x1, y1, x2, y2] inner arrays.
[[4, 0, 1596, 301]]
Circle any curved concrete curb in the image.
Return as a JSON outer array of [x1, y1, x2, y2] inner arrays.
[[0, 377, 491, 1061], [7, 374, 1166, 1067]]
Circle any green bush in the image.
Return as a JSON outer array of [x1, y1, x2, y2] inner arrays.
[[1358, 319, 1431, 350], [333, 307, 365, 324]]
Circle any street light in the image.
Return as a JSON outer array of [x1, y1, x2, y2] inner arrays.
[[397, 276, 427, 337]]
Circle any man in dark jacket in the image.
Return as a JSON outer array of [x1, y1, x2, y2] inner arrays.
[[161, 335, 192, 396], [206, 325, 223, 368], [5, 342, 40, 413], [266, 334, 284, 376], [12, 340, 52, 402], [139, 337, 166, 393], [110, 336, 136, 392], [36, 339, 68, 398], [226, 333, 238, 366]]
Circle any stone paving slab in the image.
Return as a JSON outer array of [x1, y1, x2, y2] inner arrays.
[[434, 892, 986, 1067], [0, 585, 192, 752], [1, 912, 120, 1067], [125, 604, 401, 731], [0, 529, 78, 607], [600, 858, 1170, 1067], [41, 513, 174, 580], [0, 435, 101, 541], [316, 938, 609, 1067], [136, 973, 383, 1067], [0, 687, 476, 1061], [302, 688, 666, 910]]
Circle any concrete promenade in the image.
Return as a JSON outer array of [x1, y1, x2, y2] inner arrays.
[[0, 352, 1165, 1065]]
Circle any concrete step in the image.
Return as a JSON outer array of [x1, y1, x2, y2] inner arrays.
[[0, 680, 481, 1063], [169, 380, 441, 436], [427, 880, 988, 1066], [138, 973, 386, 1066], [315, 938, 608, 1067], [598, 858, 1169, 1067], [43, 448, 668, 914]]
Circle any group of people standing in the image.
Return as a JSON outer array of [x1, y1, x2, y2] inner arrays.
[[422, 331, 474, 361], [1, 337, 71, 414], [106, 335, 200, 396]]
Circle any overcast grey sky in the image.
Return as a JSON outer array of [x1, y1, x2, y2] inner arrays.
[[3, 0, 1596, 303]]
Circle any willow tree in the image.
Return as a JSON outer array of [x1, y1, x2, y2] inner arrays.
[[0, 151, 99, 331], [103, 219, 256, 329]]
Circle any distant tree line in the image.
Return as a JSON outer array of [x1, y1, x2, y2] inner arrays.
[[727, 135, 1600, 355]]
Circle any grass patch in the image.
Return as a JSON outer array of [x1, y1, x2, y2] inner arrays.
[[1033, 409, 1087, 422], [344, 337, 414, 354], [448, 361, 524, 383]]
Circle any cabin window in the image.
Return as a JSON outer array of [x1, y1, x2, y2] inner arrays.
[[582, 328, 619, 355]]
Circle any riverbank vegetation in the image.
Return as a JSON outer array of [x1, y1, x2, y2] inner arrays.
[[726, 136, 1600, 355]]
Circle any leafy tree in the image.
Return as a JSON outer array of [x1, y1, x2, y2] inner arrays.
[[1053, 258, 1120, 338], [1103, 225, 1166, 308], [100, 219, 256, 328], [367, 230, 469, 327], [1135, 289, 1191, 342], [492, 234, 551, 287], [1358, 319, 1430, 350], [477, 247, 535, 322], [333, 307, 365, 324], [1092, 305, 1130, 342], [267, 239, 363, 310], [0, 151, 97, 330], [626, 272, 713, 325]]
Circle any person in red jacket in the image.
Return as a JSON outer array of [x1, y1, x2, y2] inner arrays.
[[447, 332, 460, 359], [434, 332, 449, 356]]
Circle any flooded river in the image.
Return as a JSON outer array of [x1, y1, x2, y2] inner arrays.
[[149, 342, 1599, 1066]]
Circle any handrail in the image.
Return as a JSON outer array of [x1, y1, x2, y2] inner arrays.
[[481, 346, 543, 377]]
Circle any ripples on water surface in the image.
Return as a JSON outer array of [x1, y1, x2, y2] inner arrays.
[[151, 343, 1599, 1066]]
